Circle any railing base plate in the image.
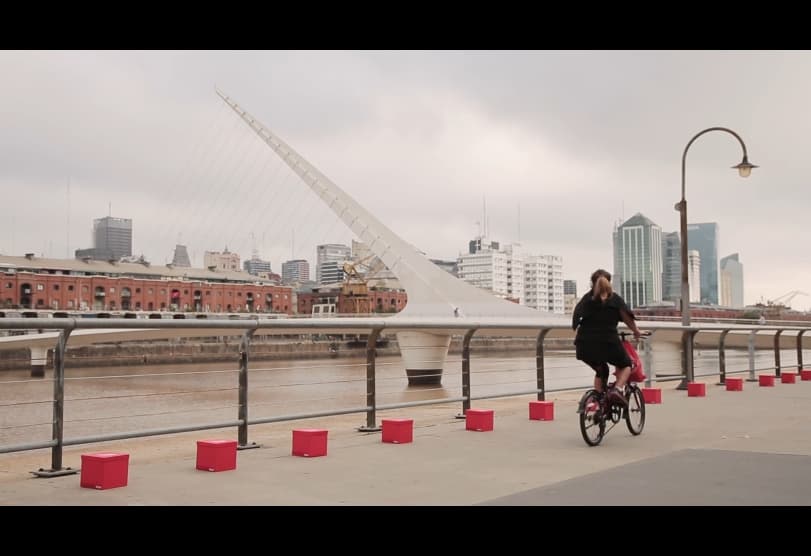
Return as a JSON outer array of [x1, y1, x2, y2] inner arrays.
[[357, 425, 381, 432], [237, 442, 261, 451], [31, 467, 79, 478]]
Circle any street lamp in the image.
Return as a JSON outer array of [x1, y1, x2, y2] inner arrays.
[[676, 126, 757, 389], [678, 127, 757, 326]]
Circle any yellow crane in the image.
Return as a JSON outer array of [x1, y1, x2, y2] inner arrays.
[[341, 254, 380, 314]]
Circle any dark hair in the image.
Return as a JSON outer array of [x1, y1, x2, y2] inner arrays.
[[590, 269, 611, 286]]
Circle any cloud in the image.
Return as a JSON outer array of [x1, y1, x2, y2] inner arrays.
[[1, 51, 810, 310]]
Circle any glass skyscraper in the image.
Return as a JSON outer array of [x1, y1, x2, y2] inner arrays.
[[612, 213, 663, 309], [720, 253, 744, 308], [661, 231, 681, 304], [686, 222, 720, 305]]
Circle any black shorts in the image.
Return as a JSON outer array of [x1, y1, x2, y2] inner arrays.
[[576, 339, 633, 381]]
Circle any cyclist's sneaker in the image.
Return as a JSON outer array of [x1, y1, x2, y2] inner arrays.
[[607, 387, 628, 408]]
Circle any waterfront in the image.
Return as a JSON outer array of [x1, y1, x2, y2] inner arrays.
[[1, 347, 801, 448]]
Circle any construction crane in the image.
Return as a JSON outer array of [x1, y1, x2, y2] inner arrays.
[[768, 290, 809, 308], [341, 253, 388, 314]]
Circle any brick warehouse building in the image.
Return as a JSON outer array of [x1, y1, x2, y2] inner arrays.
[[0, 254, 294, 314], [297, 285, 407, 316]]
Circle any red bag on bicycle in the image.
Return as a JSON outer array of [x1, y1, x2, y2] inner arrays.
[[615, 340, 645, 382]]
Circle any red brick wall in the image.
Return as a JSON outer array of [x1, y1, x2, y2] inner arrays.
[[1, 272, 294, 314]]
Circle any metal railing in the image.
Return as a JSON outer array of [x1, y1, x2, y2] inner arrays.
[[0, 317, 810, 477]]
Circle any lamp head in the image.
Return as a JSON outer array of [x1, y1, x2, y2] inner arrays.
[[733, 155, 757, 178]]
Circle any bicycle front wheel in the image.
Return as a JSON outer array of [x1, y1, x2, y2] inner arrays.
[[579, 390, 605, 446], [625, 385, 646, 435]]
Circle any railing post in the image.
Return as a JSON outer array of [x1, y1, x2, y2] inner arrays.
[[774, 329, 783, 378], [798, 330, 806, 371], [237, 328, 259, 450], [456, 329, 476, 419], [717, 329, 730, 385], [536, 329, 550, 401], [747, 330, 757, 382], [642, 333, 654, 388], [676, 329, 697, 389], [358, 328, 382, 432], [32, 326, 78, 478]]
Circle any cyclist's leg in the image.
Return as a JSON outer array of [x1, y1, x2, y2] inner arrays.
[[609, 342, 634, 392], [614, 366, 632, 390], [588, 362, 609, 393]]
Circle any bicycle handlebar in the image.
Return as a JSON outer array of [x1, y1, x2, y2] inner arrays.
[[619, 331, 652, 339]]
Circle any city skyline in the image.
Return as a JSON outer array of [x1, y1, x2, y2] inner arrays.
[[1, 51, 809, 309]]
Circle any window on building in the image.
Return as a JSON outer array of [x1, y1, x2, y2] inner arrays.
[[161, 289, 166, 295], [135, 288, 141, 293], [82, 286, 88, 293], [67, 285, 74, 291], [184, 289, 188, 294], [110, 287, 115, 293], [5, 282, 11, 289], [36, 284, 44, 291], [53, 284, 60, 291], [148, 288, 153, 294]]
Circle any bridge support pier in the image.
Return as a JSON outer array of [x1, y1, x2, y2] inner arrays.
[[397, 331, 451, 386], [30, 347, 48, 378]]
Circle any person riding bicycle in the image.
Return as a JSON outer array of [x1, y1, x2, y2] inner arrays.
[[572, 269, 642, 407]]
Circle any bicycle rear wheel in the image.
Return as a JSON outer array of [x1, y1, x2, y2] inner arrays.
[[625, 385, 646, 435], [579, 390, 605, 446]]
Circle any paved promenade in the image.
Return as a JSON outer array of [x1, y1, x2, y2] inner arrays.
[[2, 373, 810, 505]]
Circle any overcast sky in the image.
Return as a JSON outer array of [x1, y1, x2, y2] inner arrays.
[[1, 50, 809, 310]]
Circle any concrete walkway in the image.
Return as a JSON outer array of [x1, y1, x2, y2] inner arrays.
[[2, 374, 810, 505]]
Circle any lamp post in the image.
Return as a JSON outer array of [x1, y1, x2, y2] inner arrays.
[[676, 126, 757, 389]]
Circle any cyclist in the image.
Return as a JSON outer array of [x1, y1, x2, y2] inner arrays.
[[572, 269, 642, 407]]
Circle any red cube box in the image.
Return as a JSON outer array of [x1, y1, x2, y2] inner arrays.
[[529, 401, 554, 421], [292, 429, 328, 457], [759, 375, 775, 387], [801, 369, 811, 381], [687, 382, 706, 397], [196, 439, 237, 472], [642, 388, 662, 404], [80, 452, 129, 490], [465, 408, 494, 431], [381, 419, 414, 444], [726, 377, 744, 391], [781, 372, 797, 384]]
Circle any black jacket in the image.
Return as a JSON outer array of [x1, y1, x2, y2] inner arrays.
[[572, 292, 635, 343]]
